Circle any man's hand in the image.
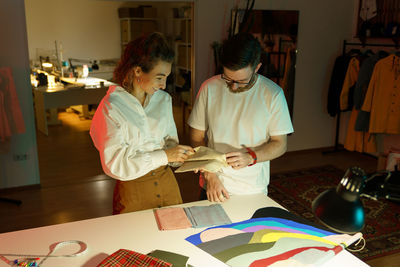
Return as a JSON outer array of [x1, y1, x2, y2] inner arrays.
[[225, 151, 253, 169], [204, 172, 230, 202]]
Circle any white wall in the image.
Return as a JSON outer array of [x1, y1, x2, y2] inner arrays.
[[0, 0, 40, 188], [195, 0, 356, 152], [24, 0, 191, 62], [25, 0, 122, 61]]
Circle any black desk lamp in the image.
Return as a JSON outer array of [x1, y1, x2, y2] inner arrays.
[[312, 166, 366, 234]]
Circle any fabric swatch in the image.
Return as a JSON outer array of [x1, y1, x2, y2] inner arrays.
[[97, 249, 172, 267], [184, 204, 232, 228], [147, 250, 191, 267], [175, 146, 229, 173], [153, 207, 192, 230]]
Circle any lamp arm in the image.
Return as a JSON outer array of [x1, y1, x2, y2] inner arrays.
[[364, 170, 391, 183]]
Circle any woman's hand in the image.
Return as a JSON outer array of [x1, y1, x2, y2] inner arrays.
[[204, 172, 230, 202], [165, 145, 194, 163], [225, 151, 253, 169]]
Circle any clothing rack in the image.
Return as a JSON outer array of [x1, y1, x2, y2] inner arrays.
[[324, 39, 399, 154]]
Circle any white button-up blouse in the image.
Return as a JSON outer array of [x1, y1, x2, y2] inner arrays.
[[90, 85, 178, 181]]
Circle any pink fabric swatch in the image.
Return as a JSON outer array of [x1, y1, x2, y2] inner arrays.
[[154, 207, 192, 230]]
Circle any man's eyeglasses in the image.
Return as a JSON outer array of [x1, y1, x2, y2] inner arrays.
[[221, 73, 255, 87], [221, 71, 257, 93]]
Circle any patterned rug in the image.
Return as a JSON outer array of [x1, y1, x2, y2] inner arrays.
[[269, 165, 400, 261]]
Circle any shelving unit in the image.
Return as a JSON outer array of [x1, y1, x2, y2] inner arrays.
[[172, 16, 193, 134], [120, 17, 159, 52], [174, 42, 191, 87], [173, 18, 192, 98]]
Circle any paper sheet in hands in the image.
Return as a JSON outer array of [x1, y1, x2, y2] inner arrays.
[[174, 146, 229, 173]]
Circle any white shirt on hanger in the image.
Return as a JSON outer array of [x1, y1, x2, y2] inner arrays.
[[360, 0, 377, 21]]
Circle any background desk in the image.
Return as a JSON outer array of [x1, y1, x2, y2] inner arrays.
[[33, 78, 114, 135], [0, 194, 369, 267]]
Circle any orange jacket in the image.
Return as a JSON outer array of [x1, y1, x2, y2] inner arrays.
[[362, 55, 400, 134], [340, 57, 360, 111]]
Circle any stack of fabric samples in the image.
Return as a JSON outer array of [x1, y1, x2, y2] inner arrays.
[[153, 204, 232, 230], [185, 207, 363, 267]]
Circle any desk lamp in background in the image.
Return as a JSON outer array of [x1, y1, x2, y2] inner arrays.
[[39, 56, 53, 71], [312, 166, 366, 234]]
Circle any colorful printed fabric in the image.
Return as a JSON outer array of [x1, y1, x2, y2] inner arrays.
[[185, 207, 361, 267], [97, 249, 172, 267]]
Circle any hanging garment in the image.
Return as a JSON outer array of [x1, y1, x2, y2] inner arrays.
[[340, 58, 376, 153], [359, 0, 377, 21], [340, 57, 360, 111], [344, 107, 377, 153], [361, 54, 400, 134], [354, 51, 389, 132], [354, 51, 389, 110], [327, 55, 351, 117], [0, 67, 26, 143]]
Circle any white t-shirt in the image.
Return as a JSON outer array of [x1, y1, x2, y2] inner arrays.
[[90, 85, 178, 181], [188, 74, 294, 195]]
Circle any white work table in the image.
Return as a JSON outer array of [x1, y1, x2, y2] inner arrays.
[[33, 77, 114, 136], [0, 194, 369, 267]]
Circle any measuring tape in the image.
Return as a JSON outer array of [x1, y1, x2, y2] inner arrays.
[[0, 240, 88, 266]]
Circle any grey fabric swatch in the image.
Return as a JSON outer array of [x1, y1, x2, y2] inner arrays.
[[184, 204, 232, 228]]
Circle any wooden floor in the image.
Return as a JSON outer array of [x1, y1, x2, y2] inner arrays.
[[0, 104, 398, 266]]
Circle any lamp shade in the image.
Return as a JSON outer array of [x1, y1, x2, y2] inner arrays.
[[312, 166, 366, 234]]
